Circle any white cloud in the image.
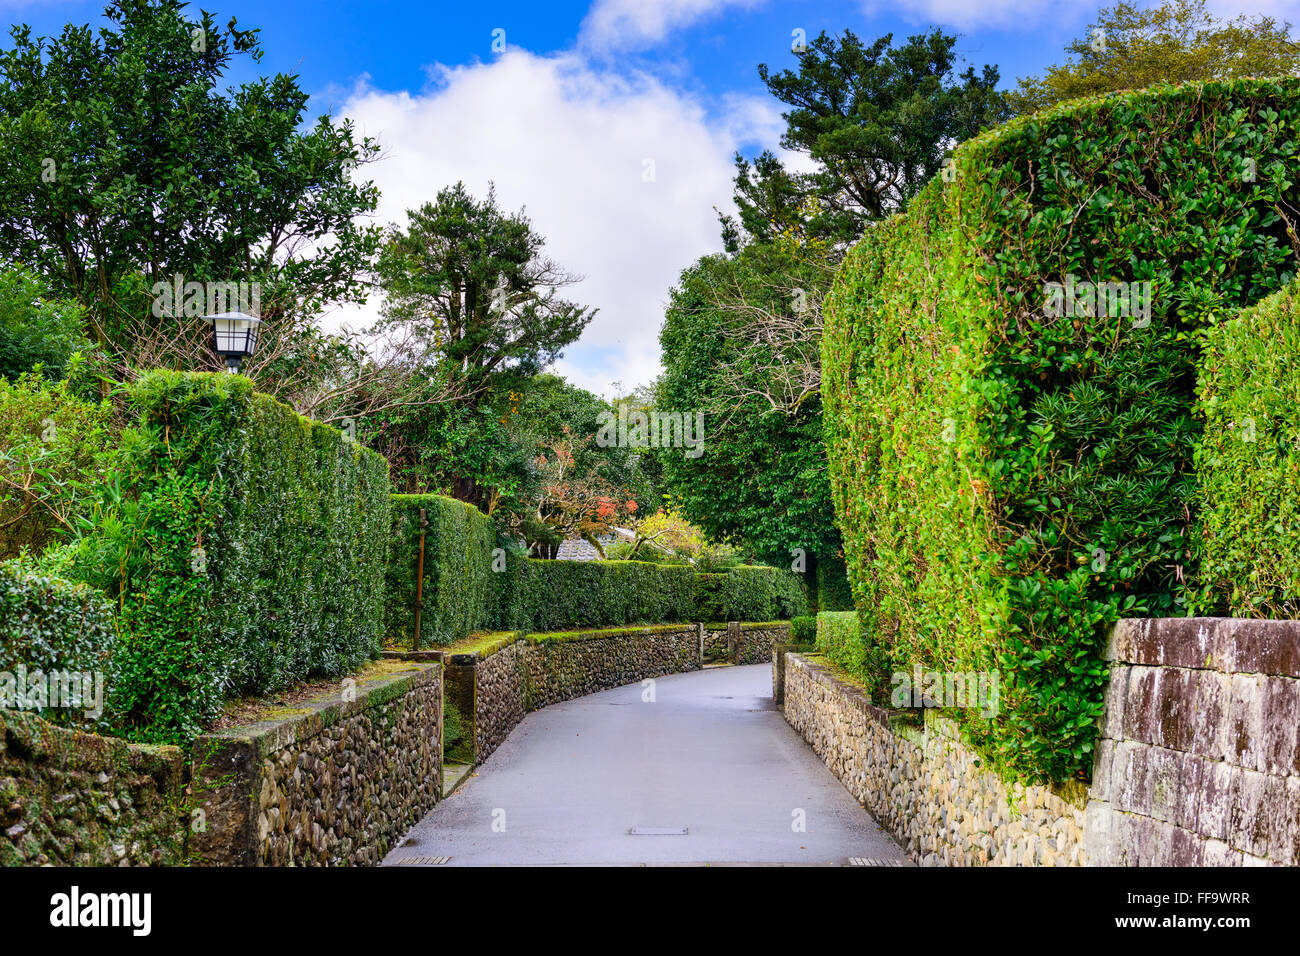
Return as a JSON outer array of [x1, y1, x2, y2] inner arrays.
[[328, 50, 783, 397], [579, 0, 765, 52]]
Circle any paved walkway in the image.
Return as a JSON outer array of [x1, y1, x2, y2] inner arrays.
[[383, 663, 907, 866]]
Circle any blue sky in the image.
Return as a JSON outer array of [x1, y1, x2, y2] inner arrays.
[[4, 0, 1293, 394]]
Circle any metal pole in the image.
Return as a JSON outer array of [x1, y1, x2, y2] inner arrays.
[[413, 507, 428, 652]]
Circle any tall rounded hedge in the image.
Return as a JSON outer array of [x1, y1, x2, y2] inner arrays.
[[823, 78, 1300, 783]]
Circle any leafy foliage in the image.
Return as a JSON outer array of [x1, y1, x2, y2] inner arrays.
[[0, 268, 89, 381], [724, 28, 1008, 246], [0, 559, 116, 727], [657, 245, 842, 580], [0, 0, 381, 383], [0, 366, 116, 560], [65, 371, 390, 743], [1012, 0, 1300, 115], [693, 566, 808, 623], [386, 494, 494, 647], [789, 615, 816, 643], [815, 611, 890, 704], [1195, 281, 1300, 615], [822, 78, 1300, 782]]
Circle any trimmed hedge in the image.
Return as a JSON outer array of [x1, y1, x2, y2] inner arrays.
[[695, 565, 808, 622], [789, 614, 816, 643], [490, 559, 697, 632], [1195, 281, 1300, 615], [0, 560, 115, 726], [815, 611, 889, 704], [67, 371, 391, 743], [822, 79, 1300, 782], [386, 494, 494, 646]]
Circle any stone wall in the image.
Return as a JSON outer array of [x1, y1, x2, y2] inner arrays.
[[703, 622, 791, 665], [452, 625, 708, 764], [1086, 618, 1300, 866], [189, 661, 442, 866], [781, 652, 1086, 866], [524, 626, 701, 710], [0, 710, 186, 866], [447, 638, 528, 764]]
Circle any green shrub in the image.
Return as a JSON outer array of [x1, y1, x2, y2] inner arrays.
[[386, 494, 494, 647], [789, 615, 816, 643], [0, 267, 88, 381], [511, 560, 696, 632], [66, 371, 391, 743], [0, 559, 115, 727], [695, 565, 808, 622], [822, 79, 1300, 783], [1195, 281, 1300, 615], [816, 611, 890, 704], [0, 368, 116, 560]]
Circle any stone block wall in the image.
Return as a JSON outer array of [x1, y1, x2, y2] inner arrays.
[[781, 652, 1086, 866], [1086, 618, 1300, 866], [189, 661, 442, 866], [0, 710, 186, 866]]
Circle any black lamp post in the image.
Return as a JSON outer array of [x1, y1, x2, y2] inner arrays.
[[204, 311, 262, 374]]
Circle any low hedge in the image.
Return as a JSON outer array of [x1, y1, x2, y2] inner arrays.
[[822, 78, 1300, 782], [491, 559, 697, 632], [66, 371, 391, 743], [789, 615, 816, 643], [1195, 281, 1300, 615], [386, 494, 494, 646], [815, 611, 890, 705], [0, 559, 115, 726], [695, 565, 808, 622]]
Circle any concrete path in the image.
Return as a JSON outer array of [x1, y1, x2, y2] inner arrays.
[[383, 663, 907, 866]]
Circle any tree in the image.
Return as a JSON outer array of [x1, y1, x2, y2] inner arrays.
[[521, 429, 639, 559], [0, 0, 382, 387], [0, 267, 89, 381], [375, 183, 595, 402], [1011, 0, 1300, 114], [371, 183, 597, 507], [656, 246, 842, 584], [720, 28, 1008, 248]]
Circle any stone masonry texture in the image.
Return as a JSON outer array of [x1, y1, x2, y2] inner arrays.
[[189, 661, 442, 866], [1086, 618, 1300, 866], [0, 709, 185, 866], [781, 652, 1086, 866]]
